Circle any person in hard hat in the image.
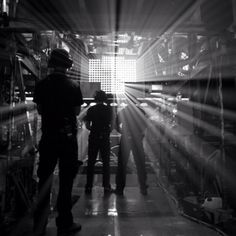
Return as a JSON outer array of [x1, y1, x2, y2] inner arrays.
[[84, 90, 113, 196], [33, 48, 83, 236]]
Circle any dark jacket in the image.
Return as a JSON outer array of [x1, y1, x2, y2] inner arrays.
[[116, 104, 147, 139], [85, 103, 112, 136], [33, 73, 83, 136]]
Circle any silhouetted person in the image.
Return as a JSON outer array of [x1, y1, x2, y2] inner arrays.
[[84, 90, 112, 195], [106, 93, 117, 131], [33, 48, 83, 236], [114, 101, 148, 195]]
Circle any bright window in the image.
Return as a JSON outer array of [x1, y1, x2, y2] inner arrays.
[[89, 56, 136, 94]]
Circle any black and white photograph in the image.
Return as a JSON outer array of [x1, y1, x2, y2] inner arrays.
[[0, 0, 236, 235]]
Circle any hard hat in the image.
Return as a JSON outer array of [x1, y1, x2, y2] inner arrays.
[[48, 48, 73, 68]]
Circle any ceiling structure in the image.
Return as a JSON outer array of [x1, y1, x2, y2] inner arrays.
[[15, 0, 197, 34], [14, 0, 199, 57], [1, 0, 235, 95]]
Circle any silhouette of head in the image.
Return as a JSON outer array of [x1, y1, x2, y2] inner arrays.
[[48, 48, 73, 69], [94, 90, 107, 103]]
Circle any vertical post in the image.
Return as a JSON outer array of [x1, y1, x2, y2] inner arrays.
[[7, 54, 16, 163], [8, 0, 17, 18], [16, 57, 33, 140], [218, 51, 226, 208]]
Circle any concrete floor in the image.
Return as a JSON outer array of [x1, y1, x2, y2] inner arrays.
[[8, 174, 221, 236]]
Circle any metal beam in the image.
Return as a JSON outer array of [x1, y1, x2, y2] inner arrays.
[[138, 0, 203, 60]]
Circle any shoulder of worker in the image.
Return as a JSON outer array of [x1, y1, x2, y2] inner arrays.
[[68, 77, 81, 87], [34, 76, 49, 91], [87, 105, 95, 114]]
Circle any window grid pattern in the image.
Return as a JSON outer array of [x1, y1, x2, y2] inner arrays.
[[89, 56, 136, 94]]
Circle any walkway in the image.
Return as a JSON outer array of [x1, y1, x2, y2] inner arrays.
[[43, 174, 220, 236]]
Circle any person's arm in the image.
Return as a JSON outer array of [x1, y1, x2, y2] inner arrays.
[[107, 106, 113, 132], [84, 109, 91, 131], [33, 81, 42, 115], [73, 82, 83, 116], [36, 104, 42, 115], [74, 106, 81, 116], [85, 120, 91, 130], [116, 113, 122, 133]]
